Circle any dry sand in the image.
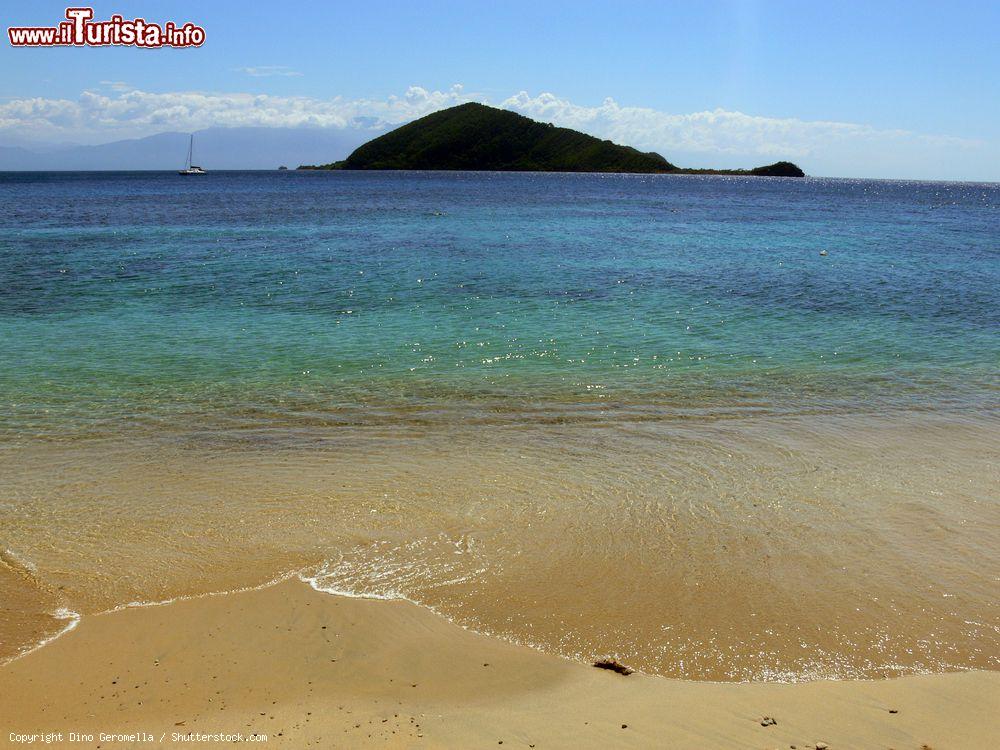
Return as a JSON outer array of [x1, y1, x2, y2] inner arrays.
[[1, 579, 996, 749]]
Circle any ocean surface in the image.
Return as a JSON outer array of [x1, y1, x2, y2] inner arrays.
[[1, 170, 998, 681]]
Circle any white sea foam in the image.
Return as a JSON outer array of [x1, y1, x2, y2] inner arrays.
[[2, 606, 81, 667], [1, 547, 38, 574], [298, 569, 410, 602], [101, 569, 304, 613], [2, 569, 305, 666]]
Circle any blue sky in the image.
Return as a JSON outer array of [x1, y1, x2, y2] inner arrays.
[[2, 0, 999, 179]]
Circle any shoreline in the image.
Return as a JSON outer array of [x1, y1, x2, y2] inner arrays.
[[5, 562, 979, 685], [1, 579, 996, 749], [5, 409, 997, 683]]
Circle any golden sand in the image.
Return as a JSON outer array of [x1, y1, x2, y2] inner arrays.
[[1, 579, 997, 749], [3, 413, 998, 682]]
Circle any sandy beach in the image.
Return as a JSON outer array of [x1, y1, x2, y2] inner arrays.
[[2, 578, 996, 749], [3, 2, 999, 747]]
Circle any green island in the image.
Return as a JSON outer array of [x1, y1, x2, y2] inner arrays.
[[299, 102, 804, 176]]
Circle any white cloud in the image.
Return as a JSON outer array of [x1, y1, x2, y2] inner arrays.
[[0, 83, 992, 178], [0, 84, 471, 144], [499, 91, 979, 160], [236, 66, 304, 78]]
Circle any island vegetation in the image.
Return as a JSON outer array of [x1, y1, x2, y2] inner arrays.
[[299, 103, 804, 176]]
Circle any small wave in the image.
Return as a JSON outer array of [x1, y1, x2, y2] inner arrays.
[[2, 606, 81, 667], [299, 569, 411, 603], [0, 548, 85, 666], [1, 548, 38, 575], [100, 569, 305, 614], [3, 566, 307, 666], [299, 553, 413, 603]]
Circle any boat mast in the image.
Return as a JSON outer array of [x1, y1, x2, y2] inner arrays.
[[186, 134, 193, 169]]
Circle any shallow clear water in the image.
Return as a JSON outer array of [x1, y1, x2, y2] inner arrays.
[[1, 171, 998, 680]]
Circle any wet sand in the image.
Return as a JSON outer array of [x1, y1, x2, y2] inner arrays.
[[4, 413, 999, 682], [1, 579, 996, 749]]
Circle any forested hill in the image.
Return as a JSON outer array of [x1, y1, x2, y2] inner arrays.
[[299, 103, 804, 177], [305, 103, 676, 173]]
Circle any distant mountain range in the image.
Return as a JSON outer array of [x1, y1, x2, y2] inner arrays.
[[301, 103, 804, 176], [0, 127, 381, 171]]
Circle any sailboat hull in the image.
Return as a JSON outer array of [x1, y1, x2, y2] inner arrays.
[[179, 135, 206, 174]]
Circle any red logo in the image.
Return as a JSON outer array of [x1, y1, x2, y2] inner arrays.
[[8, 7, 206, 48]]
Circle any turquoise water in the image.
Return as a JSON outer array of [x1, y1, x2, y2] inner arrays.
[[2, 171, 999, 680], [1, 171, 996, 438]]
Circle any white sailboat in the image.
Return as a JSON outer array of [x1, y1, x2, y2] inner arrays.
[[178, 134, 206, 175]]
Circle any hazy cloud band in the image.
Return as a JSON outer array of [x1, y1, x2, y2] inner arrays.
[[0, 84, 991, 178]]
